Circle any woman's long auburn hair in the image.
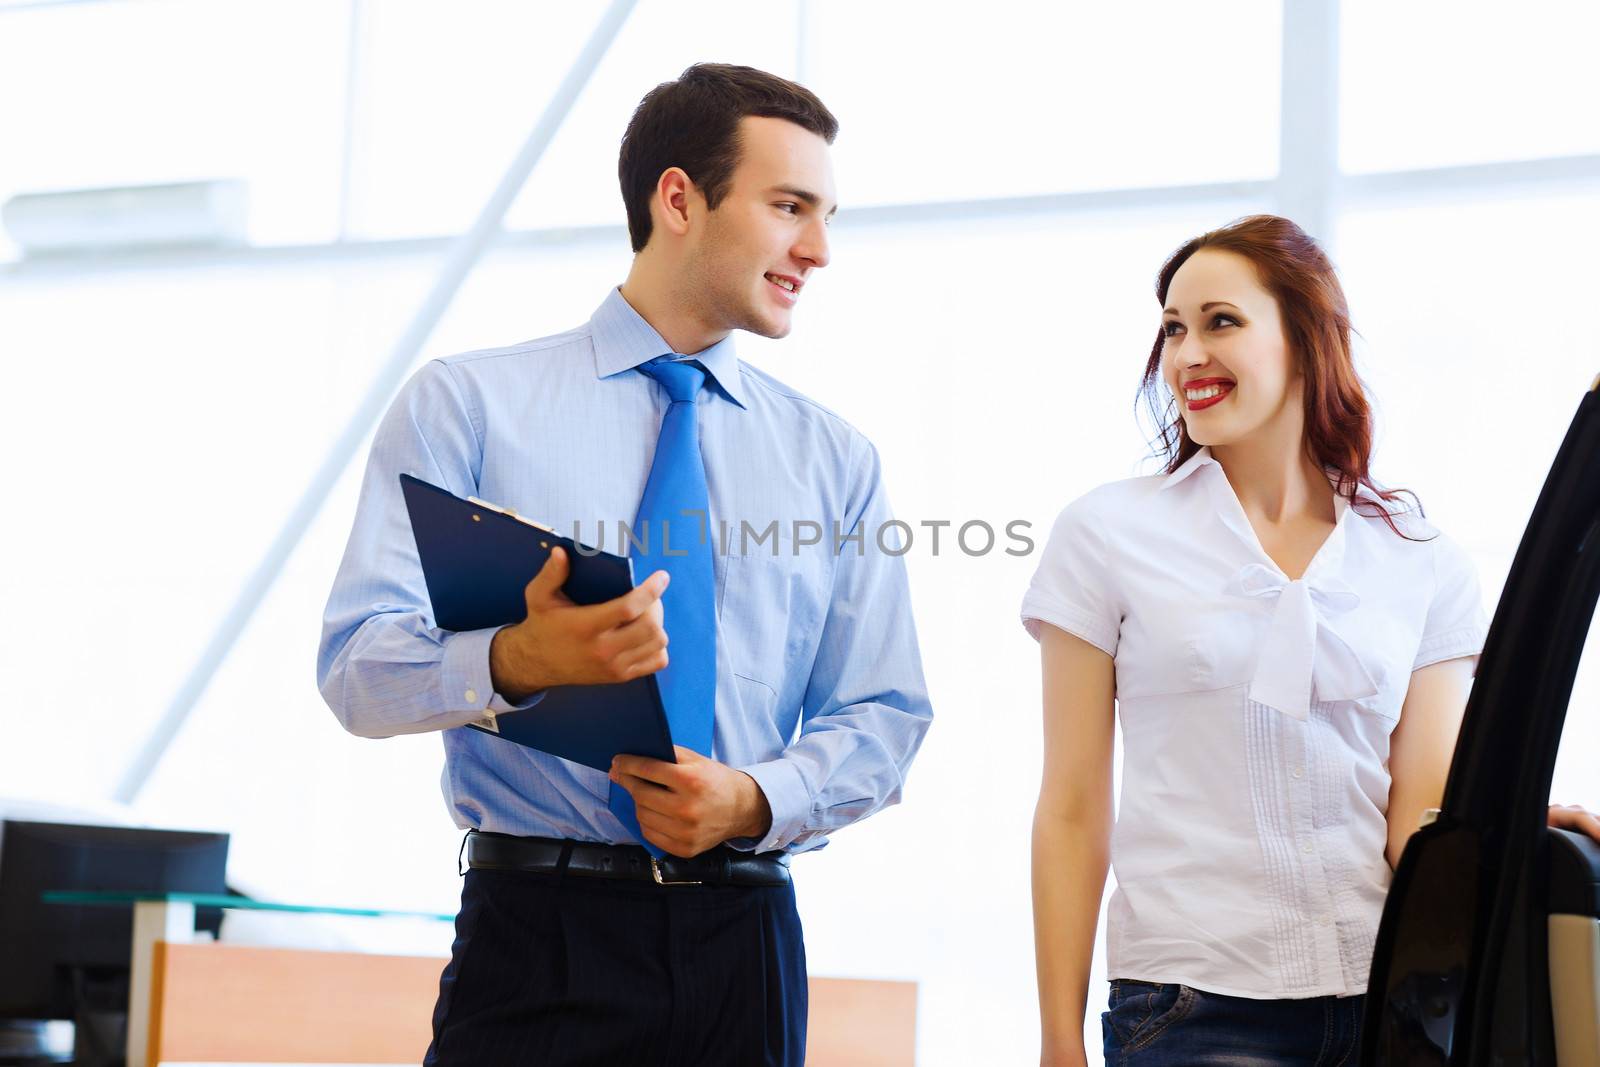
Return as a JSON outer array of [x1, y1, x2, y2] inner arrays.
[[1138, 214, 1424, 539]]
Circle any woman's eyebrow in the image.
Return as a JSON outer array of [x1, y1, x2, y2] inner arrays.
[[1162, 300, 1241, 316]]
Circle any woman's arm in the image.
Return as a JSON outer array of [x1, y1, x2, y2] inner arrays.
[[1389, 658, 1600, 868], [1033, 625, 1117, 1067], [1387, 657, 1475, 869]]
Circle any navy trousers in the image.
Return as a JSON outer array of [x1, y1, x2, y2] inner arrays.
[[423, 866, 807, 1066]]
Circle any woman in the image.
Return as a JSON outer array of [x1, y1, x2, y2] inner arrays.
[[1023, 215, 1600, 1066]]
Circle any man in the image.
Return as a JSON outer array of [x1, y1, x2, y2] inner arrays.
[[317, 64, 932, 1065]]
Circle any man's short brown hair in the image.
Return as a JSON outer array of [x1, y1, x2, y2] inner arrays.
[[618, 63, 838, 253]]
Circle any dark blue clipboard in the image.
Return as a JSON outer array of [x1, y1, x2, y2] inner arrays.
[[398, 474, 675, 771]]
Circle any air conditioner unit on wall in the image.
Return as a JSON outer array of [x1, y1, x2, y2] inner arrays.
[[1, 179, 249, 256]]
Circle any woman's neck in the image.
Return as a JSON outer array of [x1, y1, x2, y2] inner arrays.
[[1211, 439, 1334, 524]]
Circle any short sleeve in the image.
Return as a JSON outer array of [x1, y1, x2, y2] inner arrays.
[[1413, 532, 1490, 673], [1020, 496, 1120, 656]]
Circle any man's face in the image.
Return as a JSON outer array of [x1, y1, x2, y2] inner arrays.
[[685, 115, 837, 340]]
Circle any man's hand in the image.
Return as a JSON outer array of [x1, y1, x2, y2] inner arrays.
[[489, 547, 671, 702], [1549, 802, 1600, 842], [609, 746, 773, 858]]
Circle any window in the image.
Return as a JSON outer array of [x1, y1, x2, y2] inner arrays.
[[0, 0, 348, 250], [1340, 0, 1600, 173]]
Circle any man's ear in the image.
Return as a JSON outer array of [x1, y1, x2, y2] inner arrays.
[[653, 167, 698, 240]]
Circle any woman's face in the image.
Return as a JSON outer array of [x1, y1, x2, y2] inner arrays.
[[1160, 248, 1299, 449]]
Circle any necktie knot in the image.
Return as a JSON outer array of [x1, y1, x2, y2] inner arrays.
[[639, 356, 707, 404]]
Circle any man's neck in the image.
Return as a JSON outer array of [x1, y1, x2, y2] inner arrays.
[[619, 261, 729, 356]]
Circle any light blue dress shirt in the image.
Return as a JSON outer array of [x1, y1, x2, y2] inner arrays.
[[318, 288, 933, 854]]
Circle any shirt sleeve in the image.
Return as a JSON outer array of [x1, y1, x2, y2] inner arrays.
[[1019, 494, 1120, 656], [316, 359, 544, 739], [732, 438, 934, 855], [1412, 531, 1490, 673]]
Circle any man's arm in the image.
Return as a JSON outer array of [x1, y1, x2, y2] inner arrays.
[[321, 363, 678, 739], [318, 360, 516, 737], [604, 437, 933, 857], [318, 361, 671, 737], [734, 437, 934, 853]]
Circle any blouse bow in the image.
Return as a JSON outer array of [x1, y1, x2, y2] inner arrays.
[[1225, 562, 1379, 720]]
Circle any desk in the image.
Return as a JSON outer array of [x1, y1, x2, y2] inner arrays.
[[46, 891, 916, 1065], [44, 892, 454, 1067]]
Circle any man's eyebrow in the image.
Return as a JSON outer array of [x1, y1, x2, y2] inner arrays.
[[771, 185, 838, 216], [1161, 301, 1240, 316]]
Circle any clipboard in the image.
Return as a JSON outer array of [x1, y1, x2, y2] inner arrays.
[[398, 473, 675, 771]]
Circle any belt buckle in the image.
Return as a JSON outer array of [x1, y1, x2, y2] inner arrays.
[[650, 856, 702, 887]]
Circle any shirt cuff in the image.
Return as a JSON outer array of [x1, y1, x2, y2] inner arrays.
[[1020, 593, 1118, 657], [1412, 623, 1489, 674], [440, 626, 547, 722], [728, 756, 811, 853]]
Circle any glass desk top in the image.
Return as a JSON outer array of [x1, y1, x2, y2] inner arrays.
[[42, 890, 453, 922]]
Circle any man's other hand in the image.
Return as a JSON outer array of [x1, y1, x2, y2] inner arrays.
[[610, 747, 774, 857]]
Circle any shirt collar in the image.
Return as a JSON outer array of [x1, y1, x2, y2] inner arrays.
[[1160, 444, 1386, 515], [588, 287, 748, 409], [1347, 479, 1389, 508], [1158, 446, 1218, 491]]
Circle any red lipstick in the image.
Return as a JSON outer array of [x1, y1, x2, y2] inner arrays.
[[1183, 377, 1235, 412]]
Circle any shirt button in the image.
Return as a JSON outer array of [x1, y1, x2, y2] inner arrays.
[[1291, 766, 1305, 779], [464, 689, 478, 704], [1302, 842, 1314, 855]]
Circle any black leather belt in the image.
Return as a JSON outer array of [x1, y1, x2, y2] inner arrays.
[[464, 831, 791, 887]]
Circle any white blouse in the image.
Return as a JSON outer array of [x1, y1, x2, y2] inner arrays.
[[1021, 447, 1488, 999]]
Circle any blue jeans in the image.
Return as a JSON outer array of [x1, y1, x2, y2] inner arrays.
[[1101, 979, 1365, 1066]]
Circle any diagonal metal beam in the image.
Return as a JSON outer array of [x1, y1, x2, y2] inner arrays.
[[114, 0, 639, 804]]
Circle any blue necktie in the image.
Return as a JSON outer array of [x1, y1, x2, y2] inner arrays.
[[608, 356, 718, 854]]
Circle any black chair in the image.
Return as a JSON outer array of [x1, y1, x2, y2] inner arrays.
[[1363, 378, 1600, 1064]]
